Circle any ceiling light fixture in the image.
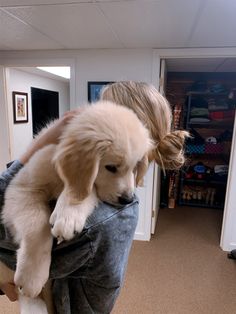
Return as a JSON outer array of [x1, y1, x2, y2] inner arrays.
[[37, 66, 70, 79]]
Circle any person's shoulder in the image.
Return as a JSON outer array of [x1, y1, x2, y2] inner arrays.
[[0, 160, 23, 203], [0, 160, 23, 181], [85, 197, 139, 232]]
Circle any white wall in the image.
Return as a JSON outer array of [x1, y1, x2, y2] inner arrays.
[[74, 49, 154, 105], [7, 68, 70, 160]]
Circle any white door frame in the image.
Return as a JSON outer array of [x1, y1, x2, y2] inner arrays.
[[150, 59, 167, 234], [0, 66, 11, 171], [153, 47, 236, 251]]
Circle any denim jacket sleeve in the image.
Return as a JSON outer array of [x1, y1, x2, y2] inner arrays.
[[0, 160, 23, 207], [51, 199, 139, 314], [0, 160, 23, 253]]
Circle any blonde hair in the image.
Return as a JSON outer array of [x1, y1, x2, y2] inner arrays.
[[101, 81, 189, 171]]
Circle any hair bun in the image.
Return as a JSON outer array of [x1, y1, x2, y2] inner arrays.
[[155, 130, 190, 170]]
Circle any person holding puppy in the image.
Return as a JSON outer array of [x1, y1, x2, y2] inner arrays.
[[0, 81, 188, 313]]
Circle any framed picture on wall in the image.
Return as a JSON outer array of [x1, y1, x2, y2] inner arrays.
[[88, 81, 114, 102], [12, 91, 28, 123]]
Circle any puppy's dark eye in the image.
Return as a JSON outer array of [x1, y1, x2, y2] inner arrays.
[[105, 165, 117, 173]]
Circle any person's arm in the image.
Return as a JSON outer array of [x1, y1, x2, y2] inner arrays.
[[0, 283, 17, 301]]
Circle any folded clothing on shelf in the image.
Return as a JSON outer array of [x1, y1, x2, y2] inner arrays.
[[208, 98, 229, 111], [209, 84, 228, 94], [214, 165, 228, 176], [211, 165, 228, 182], [209, 110, 235, 121], [189, 117, 210, 123], [184, 162, 212, 180], [190, 107, 209, 118]]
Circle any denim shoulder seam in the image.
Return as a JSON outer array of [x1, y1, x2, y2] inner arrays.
[[86, 200, 139, 232]]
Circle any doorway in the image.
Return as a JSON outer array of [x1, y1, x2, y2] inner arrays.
[[158, 57, 236, 249], [4, 66, 71, 160], [31, 87, 59, 136]]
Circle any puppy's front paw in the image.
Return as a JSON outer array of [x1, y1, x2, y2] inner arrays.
[[51, 210, 86, 242]]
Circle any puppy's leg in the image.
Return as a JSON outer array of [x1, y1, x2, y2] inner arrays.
[[5, 200, 53, 299], [50, 189, 98, 242], [15, 216, 53, 298]]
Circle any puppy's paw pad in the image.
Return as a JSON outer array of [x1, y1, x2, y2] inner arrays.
[[51, 218, 74, 241], [51, 215, 85, 242]]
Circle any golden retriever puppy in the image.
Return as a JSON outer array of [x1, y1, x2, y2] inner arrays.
[[1, 100, 153, 313]]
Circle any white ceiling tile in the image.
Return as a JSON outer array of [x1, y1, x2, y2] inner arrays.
[[0, 8, 63, 49], [0, 42, 12, 49], [5, 3, 123, 49], [0, 0, 93, 6], [1, 0, 236, 51], [98, 0, 203, 48], [190, 0, 236, 47]]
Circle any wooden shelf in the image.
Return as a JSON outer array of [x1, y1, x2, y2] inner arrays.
[[185, 151, 229, 156], [186, 91, 228, 96], [188, 120, 234, 129], [181, 178, 227, 185], [178, 200, 224, 209]]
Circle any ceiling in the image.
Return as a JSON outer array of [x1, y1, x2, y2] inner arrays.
[[1, 0, 236, 73], [1, 0, 236, 51]]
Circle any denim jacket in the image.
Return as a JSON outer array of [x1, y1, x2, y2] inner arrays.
[[0, 161, 139, 313]]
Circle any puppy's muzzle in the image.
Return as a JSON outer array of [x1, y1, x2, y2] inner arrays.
[[118, 194, 134, 205]]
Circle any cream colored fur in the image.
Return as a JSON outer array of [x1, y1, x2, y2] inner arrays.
[[0, 101, 152, 313]]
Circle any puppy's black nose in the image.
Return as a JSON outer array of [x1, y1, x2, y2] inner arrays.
[[118, 194, 134, 205]]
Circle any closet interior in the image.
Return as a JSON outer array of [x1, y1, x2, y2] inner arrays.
[[161, 68, 236, 213]]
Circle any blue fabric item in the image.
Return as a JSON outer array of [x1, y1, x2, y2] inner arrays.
[[0, 160, 23, 253], [0, 161, 139, 314]]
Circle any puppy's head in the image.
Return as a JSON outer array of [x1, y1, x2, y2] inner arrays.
[[54, 101, 153, 206]]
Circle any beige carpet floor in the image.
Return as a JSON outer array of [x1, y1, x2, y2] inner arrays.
[[112, 206, 236, 314], [1, 206, 236, 314]]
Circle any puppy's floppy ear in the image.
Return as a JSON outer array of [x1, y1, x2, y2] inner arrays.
[[54, 135, 111, 204], [135, 154, 149, 187]]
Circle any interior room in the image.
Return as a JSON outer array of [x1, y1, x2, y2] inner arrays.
[[4, 66, 70, 160], [1, 1, 236, 314], [160, 57, 236, 236]]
